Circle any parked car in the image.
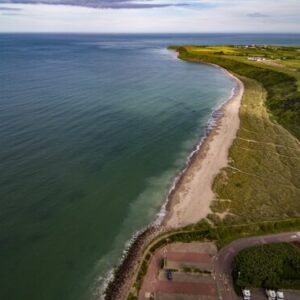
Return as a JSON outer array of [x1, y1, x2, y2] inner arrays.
[[166, 270, 172, 281], [242, 288, 251, 300], [276, 291, 284, 299], [266, 289, 276, 300]]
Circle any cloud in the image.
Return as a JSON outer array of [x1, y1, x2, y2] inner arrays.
[[0, 0, 189, 9], [247, 12, 269, 18], [0, 6, 22, 10], [1, 12, 24, 15], [0, 0, 300, 33]]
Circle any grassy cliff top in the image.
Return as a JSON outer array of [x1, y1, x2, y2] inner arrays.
[[169, 44, 300, 225], [169, 44, 300, 139], [169, 44, 300, 66]]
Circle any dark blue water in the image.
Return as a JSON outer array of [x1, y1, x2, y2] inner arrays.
[[1, 34, 300, 300]]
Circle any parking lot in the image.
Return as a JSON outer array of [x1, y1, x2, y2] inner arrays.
[[137, 232, 300, 300], [138, 242, 218, 300]]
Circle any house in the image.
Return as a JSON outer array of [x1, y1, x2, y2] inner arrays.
[[248, 57, 266, 62]]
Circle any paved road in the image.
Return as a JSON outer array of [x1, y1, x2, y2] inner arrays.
[[214, 231, 300, 300]]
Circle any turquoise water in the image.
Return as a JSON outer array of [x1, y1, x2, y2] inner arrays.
[[1, 34, 300, 300]]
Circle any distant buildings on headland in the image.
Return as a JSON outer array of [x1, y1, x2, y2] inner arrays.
[[247, 56, 266, 61], [234, 44, 271, 49], [233, 45, 283, 62]]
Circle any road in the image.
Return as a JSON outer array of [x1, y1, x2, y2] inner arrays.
[[214, 231, 300, 300]]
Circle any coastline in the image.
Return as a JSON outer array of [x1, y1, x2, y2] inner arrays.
[[163, 65, 244, 227], [103, 61, 244, 300]]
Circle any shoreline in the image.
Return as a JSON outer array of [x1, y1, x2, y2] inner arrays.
[[154, 83, 234, 226], [163, 64, 244, 227], [103, 61, 244, 300]]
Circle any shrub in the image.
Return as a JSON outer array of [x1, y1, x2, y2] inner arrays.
[[233, 243, 300, 289]]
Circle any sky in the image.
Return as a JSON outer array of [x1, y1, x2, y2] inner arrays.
[[0, 0, 299, 33]]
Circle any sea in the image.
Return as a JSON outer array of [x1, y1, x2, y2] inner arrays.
[[1, 33, 300, 300]]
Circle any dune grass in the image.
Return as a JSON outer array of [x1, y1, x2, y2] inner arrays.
[[211, 76, 300, 223], [169, 45, 300, 224]]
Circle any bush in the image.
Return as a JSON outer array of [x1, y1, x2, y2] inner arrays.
[[233, 243, 300, 289]]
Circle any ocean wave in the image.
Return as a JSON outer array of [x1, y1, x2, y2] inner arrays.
[[153, 81, 237, 226]]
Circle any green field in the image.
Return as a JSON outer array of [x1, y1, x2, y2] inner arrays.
[[169, 45, 300, 225], [233, 242, 300, 289]]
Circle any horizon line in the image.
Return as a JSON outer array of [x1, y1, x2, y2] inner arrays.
[[1, 32, 300, 34]]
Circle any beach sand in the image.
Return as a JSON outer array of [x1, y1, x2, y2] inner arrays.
[[104, 68, 244, 300], [164, 69, 244, 228]]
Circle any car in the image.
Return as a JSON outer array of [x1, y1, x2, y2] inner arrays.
[[266, 289, 276, 300], [166, 269, 172, 281], [242, 288, 251, 300], [276, 291, 284, 299]]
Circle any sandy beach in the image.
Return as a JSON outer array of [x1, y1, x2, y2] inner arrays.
[[164, 68, 244, 228], [104, 66, 244, 300]]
